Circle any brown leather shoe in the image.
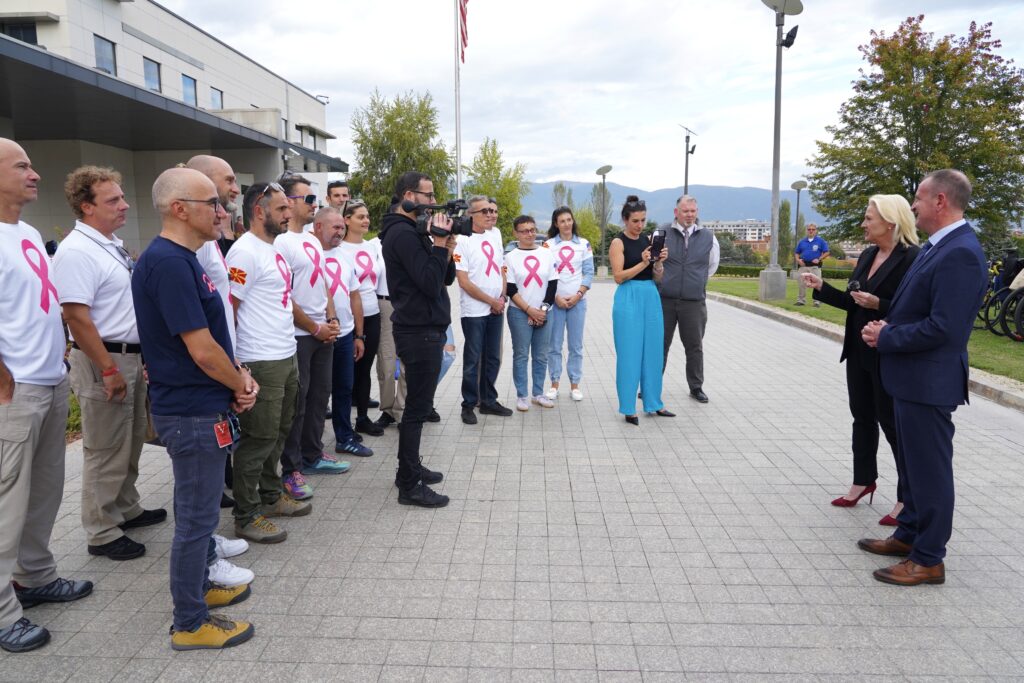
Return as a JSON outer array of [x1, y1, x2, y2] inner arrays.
[[873, 559, 945, 586], [857, 535, 912, 557]]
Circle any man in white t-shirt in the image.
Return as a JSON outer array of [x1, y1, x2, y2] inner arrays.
[[454, 195, 512, 424], [225, 181, 311, 544], [53, 166, 166, 562], [0, 138, 93, 653], [280, 171, 318, 234]]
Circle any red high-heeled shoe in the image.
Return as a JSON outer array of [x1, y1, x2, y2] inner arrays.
[[878, 514, 898, 526], [831, 482, 876, 507]]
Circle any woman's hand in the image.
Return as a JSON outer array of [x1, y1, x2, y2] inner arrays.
[[801, 272, 823, 290], [850, 291, 880, 310]]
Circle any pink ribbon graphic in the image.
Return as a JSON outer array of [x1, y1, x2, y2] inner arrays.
[[274, 253, 292, 307], [556, 245, 576, 274], [325, 257, 348, 297], [303, 242, 324, 286], [481, 241, 500, 277], [522, 255, 543, 288], [355, 251, 377, 286], [202, 273, 216, 293], [21, 239, 59, 313]]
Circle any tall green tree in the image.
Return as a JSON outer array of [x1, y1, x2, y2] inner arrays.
[[807, 16, 1024, 254], [590, 183, 613, 228], [462, 137, 529, 243], [551, 182, 575, 211], [348, 90, 455, 227], [715, 232, 737, 261], [777, 199, 793, 268]]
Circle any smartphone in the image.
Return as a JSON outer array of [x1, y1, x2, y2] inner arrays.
[[649, 229, 666, 262]]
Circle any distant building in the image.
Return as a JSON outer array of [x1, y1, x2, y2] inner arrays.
[[0, 0, 345, 252], [704, 219, 771, 242]]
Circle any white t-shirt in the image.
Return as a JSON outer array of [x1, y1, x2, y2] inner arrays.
[[0, 220, 67, 385], [543, 235, 592, 297], [506, 247, 558, 309], [225, 231, 297, 363], [336, 239, 381, 317], [275, 230, 328, 336], [323, 247, 361, 337], [454, 230, 505, 318], [52, 221, 138, 344], [196, 240, 236, 352], [369, 236, 389, 297]]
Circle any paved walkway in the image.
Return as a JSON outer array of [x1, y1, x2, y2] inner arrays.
[[3, 282, 1024, 681]]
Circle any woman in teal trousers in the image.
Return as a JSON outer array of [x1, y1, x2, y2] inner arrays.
[[610, 196, 675, 424]]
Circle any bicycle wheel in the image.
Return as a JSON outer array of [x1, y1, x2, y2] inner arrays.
[[974, 291, 990, 330], [984, 287, 1009, 335], [1015, 289, 1024, 340], [998, 288, 1024, 340]]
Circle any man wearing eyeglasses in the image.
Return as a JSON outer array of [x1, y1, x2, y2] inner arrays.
[[325, 181, 350, 210], [52, 166, 166, 562]]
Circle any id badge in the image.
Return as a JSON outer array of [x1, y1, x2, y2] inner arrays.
[[214, 420, 233, 449]]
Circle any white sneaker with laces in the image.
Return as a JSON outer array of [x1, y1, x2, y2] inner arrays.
[[545, 387, 558, 400], [207, 558, 254, 588], [570, 388, 584, 401], [213, 534, 248, 559], [516, 397, 529, 412], [532, 395, 554, 408]]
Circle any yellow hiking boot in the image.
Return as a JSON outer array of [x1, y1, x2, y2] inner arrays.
[[234, 514, 287, 544], [170, 614, 254, 651], [261, 494, 312, 518], [204, 583, 251, 608]]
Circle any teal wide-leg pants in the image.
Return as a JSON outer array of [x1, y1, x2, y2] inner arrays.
[[612, 279, 665, 415]]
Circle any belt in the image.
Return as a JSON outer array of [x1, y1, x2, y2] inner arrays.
[[377, 295, 391, 301], [72, 341, 142, 355]]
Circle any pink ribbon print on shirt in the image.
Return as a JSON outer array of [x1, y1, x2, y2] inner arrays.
[[556, 245, 576, 274], [481, 241, 500, 277], [21, 239, 59, 312], [354, 251, 377, 286], [522, 255, 543, 288], [303, 242, 325, 286], [274, 253, 292, 307], [325, 257, 348, 297]]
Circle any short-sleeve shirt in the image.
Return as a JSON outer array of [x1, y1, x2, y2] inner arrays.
[[505, 247, 558, 309], [337, 239, 382, 317], [543, 235, 592, 297], [225, 231, 297, 363], [275, 230, 328, 336], [132, 236, 233, 416], [323, 247, 361, 336], [195, 239, 235, 352], [0, 220, 66, 386], [369, 236, 389, 297], [795, 235, 829, 263], [454, 231, 504, 318]]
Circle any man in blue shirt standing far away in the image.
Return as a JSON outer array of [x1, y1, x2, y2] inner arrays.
[[795, 222, 830, 307]]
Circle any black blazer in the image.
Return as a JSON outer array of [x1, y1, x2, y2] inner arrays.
[[813, 243, 920, 365]]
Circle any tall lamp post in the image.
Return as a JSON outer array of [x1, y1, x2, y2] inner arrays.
[[679, 124, 698, 195], [596, 164, 612, 274], [790, 179, 807, 271], [757, 0, 802, 301]]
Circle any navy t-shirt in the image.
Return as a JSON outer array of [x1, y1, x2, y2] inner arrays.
[[132, 236, 234, 416]]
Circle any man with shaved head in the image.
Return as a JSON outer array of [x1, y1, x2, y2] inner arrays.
[[186, 155, 239, 255], [0, 138, 94, 653], [133, 167, 258, 650]]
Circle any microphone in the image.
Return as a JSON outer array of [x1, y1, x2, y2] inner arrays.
[[401, 199, 418, 212]]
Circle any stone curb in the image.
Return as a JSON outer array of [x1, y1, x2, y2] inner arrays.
[[708, 291, 1024, 415]]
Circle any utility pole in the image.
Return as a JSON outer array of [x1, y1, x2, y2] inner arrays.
[[679, 124, 698, 195]]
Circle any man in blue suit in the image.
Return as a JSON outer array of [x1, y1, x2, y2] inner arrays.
[[857, 169, 987, 586]]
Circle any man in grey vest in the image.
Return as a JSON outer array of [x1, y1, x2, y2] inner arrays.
[[658, 195, 720, 403]]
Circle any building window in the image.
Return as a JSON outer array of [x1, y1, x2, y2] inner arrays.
[[181, 74, 197, 107], [1, 22, 37, 45], [281, 118, 288, 140], [143, 58, 161, 92], [210, 87, 223, 109], [94, 35, 116, 75]]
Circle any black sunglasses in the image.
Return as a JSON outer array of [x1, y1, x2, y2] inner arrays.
[[176, 197, 227, 211]]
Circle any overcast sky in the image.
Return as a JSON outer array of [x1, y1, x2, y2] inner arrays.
[[162, 0, 1024, 192]]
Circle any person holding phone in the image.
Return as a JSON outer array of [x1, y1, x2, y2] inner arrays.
[[609, 196, 673, 424]]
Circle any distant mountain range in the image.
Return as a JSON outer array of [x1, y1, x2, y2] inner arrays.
[[521, 181, 826, 229]]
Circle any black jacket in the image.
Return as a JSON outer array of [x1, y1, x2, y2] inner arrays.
[[814, 242, 920, 366], [379, 212, 456, 330]]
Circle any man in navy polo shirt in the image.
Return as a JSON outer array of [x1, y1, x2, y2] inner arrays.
[[133, 167, 258, 651], [795, 223, 830, 307]]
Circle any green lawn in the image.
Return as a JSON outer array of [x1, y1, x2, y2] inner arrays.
[[708, 277, 1024, 384]]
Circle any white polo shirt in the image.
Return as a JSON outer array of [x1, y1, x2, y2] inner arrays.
[[336, 239, 381, 317], [275, 230, 328, 336], [454, 230, 504, 318], [323, 248, 361, 337], [196, 240, 236, 351], [506, 246, 557, 309], [225, 231, 297, 363], [0, 220, 66, 385]]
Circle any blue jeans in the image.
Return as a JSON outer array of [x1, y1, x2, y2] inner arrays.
[[438, 325, 456, 385], [152, 413, 232, 632], [548, 298, 586, 384], [507, 307, 552, 398], [460, 313, 503, 408], [331, 331, 356, 444]]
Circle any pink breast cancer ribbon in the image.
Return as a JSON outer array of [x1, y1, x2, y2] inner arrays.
[[481, 241, 500, 277], [355, 251, 377, 285], [325, 257, 348, 297], [522, 255, 543, 288], [556, 245, 576, 274], [21, 239, 59, 313], [202, 274, 216, 293], [274, 254, 292, 307], [303, 242, 325, 286]]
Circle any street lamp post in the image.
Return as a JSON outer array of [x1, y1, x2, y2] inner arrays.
[[790, 179, 807, 272], [758, 0, 802, 301], [679, 125, 698, 195], [596, 165, 612, 275]]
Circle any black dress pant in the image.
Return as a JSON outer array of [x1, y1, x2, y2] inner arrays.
[[394, 327, 445, 491], [352, 313, 381, 418], [846, 349, 902, 500]]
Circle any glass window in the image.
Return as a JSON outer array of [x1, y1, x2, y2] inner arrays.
[[94, 35, 116, 75], [210, 87, 223, 109], [1, 22, 37, 45], [281, 118, 288, 139], [143, 58, 161, 92], [181, 74, 197, 107]]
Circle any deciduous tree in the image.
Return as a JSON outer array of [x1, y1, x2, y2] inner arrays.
[[463, 137, 529, 244]]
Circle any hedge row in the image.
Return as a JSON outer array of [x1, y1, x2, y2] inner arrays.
[[715, 264, 854, 279]]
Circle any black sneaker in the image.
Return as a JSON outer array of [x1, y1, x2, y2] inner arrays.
[[396, 466, 444, 487], [461, 407, 477, 425], [355, 417, 384, 436], [88, 535, 146, 561], [375, 412, 396, 429], [398, 483, 449, 508], [14, 577, 94, 608], [220, 492, 235, 509], [425, 408, 441, 423], [368, 398, 380, 409], [119, 508, 168, 529], [479, 402, 513, 417]]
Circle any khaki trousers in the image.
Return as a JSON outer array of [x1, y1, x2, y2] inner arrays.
[[376, 299, 406, 422], [797, 265, 822, 304], [0, 377, 69, 629], [70, 348, 146, 545]]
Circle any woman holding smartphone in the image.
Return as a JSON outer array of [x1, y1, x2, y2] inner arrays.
[[610, 196, 672, 424]]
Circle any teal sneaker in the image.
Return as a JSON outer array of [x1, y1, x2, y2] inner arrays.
[[281, 471, 313, 500], [302, 453, 351, 475]]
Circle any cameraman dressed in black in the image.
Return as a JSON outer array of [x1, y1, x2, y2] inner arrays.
[[379, 172, 457, 507]]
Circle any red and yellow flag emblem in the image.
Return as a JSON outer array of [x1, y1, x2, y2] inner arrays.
[[228, 267, 247, 285]]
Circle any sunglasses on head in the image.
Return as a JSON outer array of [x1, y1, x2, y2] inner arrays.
[[253, 181, 285, 204]]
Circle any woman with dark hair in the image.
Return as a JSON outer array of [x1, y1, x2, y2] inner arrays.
[[543, 207, 594, 402], [609, 196, 672, 424]]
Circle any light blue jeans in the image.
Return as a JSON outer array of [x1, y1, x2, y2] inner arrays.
[[437, 325, 456, 385], [507, 307, 552, 398], [547, 298, 586, 384]]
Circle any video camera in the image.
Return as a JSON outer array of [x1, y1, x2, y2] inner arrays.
[[401, 198, 474, 237]]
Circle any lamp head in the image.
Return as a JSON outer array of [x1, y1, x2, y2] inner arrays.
[[782, 25, 799, 48], [596, 165, 613, 176]]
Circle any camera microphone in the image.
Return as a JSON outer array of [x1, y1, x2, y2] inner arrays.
[[401, 199, 419, 213]]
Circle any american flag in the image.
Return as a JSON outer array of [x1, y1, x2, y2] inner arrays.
[[459, 0, 469, 63]]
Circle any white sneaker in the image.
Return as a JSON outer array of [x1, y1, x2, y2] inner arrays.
[[207, 558, 254, 588], [532, 395, 554, 408], [570, 388, 584, 401], [545, 387, 558, 400], [516, 397, 529, 412], [213, 534, 248, 559]]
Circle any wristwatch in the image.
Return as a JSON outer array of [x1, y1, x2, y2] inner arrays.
[[539, 303, 551, 312], [355, 334, 367, 341]]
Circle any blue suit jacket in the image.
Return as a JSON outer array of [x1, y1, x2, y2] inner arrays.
[[877, 223, 987, 406]]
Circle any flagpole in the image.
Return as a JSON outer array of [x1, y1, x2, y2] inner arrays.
[[454, 0, 463, 198]]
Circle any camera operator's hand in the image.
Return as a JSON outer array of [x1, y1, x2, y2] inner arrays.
[[430, 213, 454, 248]]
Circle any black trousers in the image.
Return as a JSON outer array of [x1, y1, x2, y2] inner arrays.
[[394, 327, 445, 491], [846, 350, 902, 500], [352, 313, 381, 418]]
